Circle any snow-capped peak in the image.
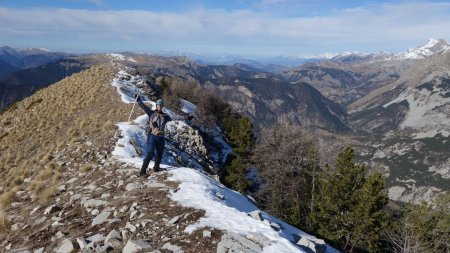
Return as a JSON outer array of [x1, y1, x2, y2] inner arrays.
[[17, 47, 51, 53], [423, 38, 441, 48], [302, 51, 368, 60], [397, 38, 450, 60], [301, 52, 339, 60]]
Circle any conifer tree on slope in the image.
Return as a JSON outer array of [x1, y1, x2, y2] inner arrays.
[[312, 147, 388, 252]]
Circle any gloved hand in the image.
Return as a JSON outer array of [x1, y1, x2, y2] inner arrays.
[[152, 128, 160, 136], [187, 114, 194, 120], [134, 93, 141, 102]]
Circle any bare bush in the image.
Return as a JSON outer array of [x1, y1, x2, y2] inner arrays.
[[384, 219, 429, 253], [252, 123, 321, 228]]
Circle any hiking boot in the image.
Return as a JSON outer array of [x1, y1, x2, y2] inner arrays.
[[152, 166, 160, 172], [139, 172, 148, 178]]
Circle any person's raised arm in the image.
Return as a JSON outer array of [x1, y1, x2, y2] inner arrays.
[[136, 95, 154, 117]]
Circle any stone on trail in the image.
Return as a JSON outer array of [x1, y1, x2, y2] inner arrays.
[[167, 215, 181, 225], [105, 229, 122, 248], [86, 233, 106, 243], [125, 182, 143, 191], [161, 243, 184, 253], [11, 248, 31, 253], [202, 230, 212, 238], [82, 198, 108, 208], [91, 211, 111, 226], [217, 232, 262, 253], [122, 240, 152, 253], [76, 237, 88, 250], [33, 248, 45, 253], [44, 205, 60, 215], [125, 221, 137, 232], [296, 235, 327, 253], [55, 239, 75, 253], [248, 210, 263, 221]]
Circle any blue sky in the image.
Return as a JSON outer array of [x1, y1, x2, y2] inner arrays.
[[1, 0, 450, 56]]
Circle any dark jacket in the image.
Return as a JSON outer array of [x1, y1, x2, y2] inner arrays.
[[137, 100, 172, 134]]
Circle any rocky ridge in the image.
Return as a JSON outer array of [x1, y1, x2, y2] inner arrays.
[[0, 64, 336, 253]]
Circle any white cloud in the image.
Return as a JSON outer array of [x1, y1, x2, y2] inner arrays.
[[0, 2, 450, 54]]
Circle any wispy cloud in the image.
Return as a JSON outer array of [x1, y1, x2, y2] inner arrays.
[[0, 2, 449, 54]]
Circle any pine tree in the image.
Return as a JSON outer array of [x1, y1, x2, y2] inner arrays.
[[233, 117, 254, 157], [351, 172, 389, 252], [311, 147, 388, 252], [221, 114, 254, 193], [224, 155, 250, 192]]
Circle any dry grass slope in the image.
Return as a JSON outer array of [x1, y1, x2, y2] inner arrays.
[[0, 63, 132, 214]]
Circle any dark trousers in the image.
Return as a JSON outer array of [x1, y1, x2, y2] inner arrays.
[[140, 133, 165, 174]]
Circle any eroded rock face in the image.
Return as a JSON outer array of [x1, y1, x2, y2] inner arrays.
[[166, 121, 208, 156]]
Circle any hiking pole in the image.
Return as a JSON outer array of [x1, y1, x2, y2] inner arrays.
[[128, 94, 138, 122]]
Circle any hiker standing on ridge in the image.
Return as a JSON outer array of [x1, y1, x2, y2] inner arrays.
[[135, 95, 172, 177]]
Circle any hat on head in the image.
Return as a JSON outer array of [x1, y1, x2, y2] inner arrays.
[[156, 99, 164, 106]]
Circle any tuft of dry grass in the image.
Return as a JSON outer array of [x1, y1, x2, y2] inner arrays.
[[81, 164, 94, 172], [0, 212, 10, 233], [40, 186, 57, 203], [34, 167, 54, 182], [0, 190, 16, 210]]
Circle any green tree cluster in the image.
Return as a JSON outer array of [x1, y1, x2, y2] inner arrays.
[[221, 108, 255, 192], [311, 147, 389, 252]]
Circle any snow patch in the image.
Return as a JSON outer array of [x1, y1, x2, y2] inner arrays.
[[107, 53, 126, 61], [127, 57, 138, 63], [167, 168, 337, 253], [180, 99, 198, 115], [111, 115, 148, 165], [111, 69, 149, 104], [106, 53, 138, 63]]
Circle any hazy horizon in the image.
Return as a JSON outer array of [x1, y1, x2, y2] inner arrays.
[[1, 1, 450, 57]]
